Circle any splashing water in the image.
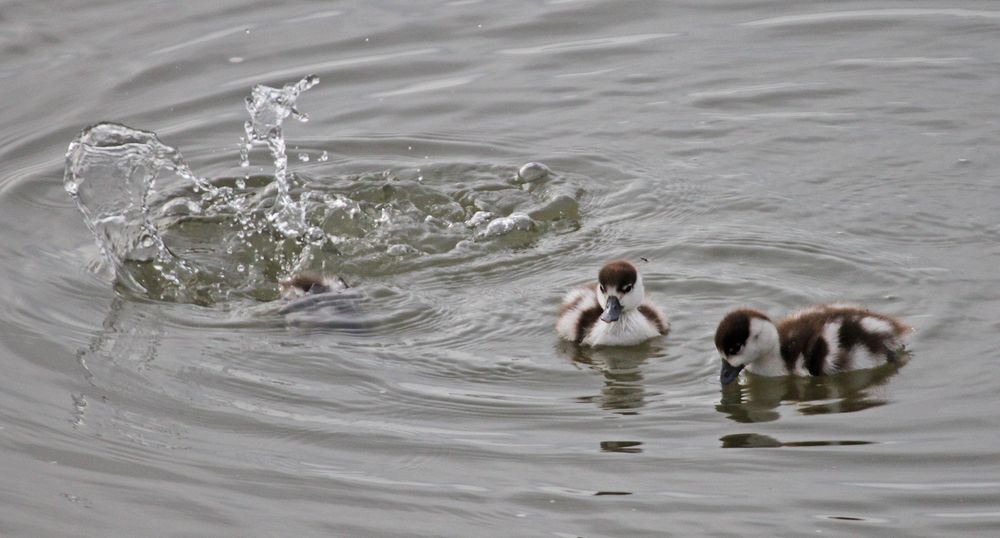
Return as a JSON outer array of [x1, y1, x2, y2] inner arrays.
[[65, 75, 582, 304], [240, 75, 321, 240], [64, 123, 199, 295], [65, 75, 324, 302]]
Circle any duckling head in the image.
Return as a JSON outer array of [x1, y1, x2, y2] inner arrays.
[[596, 260, 645, 323], [279, 272, 348, 299], [714, 308, 779, 385]]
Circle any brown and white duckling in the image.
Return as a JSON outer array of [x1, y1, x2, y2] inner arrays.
[[557, 260, 669, 346], [278, 272, 348, 299], [714, 304, 911, 385]]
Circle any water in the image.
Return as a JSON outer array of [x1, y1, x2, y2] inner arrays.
[[2, 1, 1000, 536]]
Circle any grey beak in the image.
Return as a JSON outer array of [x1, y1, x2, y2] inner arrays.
[[720, 360, 745, 386], [601, 296, 622, 322]]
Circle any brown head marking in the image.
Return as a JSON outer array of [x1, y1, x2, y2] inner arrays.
[[715, 308, 770, 355], [280, 272, 347, 295], [598, 260, 638, 293]]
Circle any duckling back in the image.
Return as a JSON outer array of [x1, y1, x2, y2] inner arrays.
[[777, 305, 911, 376]]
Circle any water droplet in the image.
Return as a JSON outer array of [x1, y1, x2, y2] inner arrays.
[[318, 151, 329, 162], [229, 57, 244, 64], [298, 153, 310, 162]]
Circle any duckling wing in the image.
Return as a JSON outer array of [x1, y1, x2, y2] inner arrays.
[[637, 302, 669, 335], [556, 284, 600, 343]]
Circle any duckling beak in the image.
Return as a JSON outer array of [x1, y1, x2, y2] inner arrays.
[[720, 360, 745, 386], [600, 296, 622, 322]]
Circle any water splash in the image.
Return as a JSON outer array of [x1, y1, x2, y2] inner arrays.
[[65, 75, 582, 304], [64, 123, 198, 295], [240, 75, 321, 239]]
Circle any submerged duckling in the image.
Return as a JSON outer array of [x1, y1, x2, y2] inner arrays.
[[715, 304, 911, 385], [275, 272, 366, 329], [279, 272, 348, 299], [557, 260, 669, 346]]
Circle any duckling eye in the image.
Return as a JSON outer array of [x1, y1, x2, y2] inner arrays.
[[599, 285, 606, 294], [730, 343, 743, 355], [621, 284, 633, 294]]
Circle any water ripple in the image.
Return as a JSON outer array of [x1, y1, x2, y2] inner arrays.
[[498, 33, 676, 55], [743, 9, 1000, 28]]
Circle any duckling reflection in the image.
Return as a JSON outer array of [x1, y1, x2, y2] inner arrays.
[[716, 363, 903, 424], [558, 341, 660, 414], [719, 433, 874, 449]]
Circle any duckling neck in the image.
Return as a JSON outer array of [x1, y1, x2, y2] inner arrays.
[[587, 308, 657, 346], [744, 347, 787, 377]]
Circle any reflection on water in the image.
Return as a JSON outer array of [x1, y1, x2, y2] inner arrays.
[[559, 341, 661, 414], [720, 433, 875, 448], [716, 366, 902, 423], [599, 440, 643, 453]]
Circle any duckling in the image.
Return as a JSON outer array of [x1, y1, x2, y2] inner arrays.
[[714, 304, 911, 385], [557, 260, 669, 346], [275, 272, 365, 328], [278, 272, 348, 299]]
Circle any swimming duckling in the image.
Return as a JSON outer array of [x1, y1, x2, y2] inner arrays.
[[557, 260, 669, 346], [275, 272, 365, 328], [279, 272, 348, 299], [715, 305, 911, 385]]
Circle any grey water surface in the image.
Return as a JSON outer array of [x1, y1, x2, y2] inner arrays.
[[2, 1, 1000, 536]]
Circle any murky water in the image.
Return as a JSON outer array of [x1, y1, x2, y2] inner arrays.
[[2, 1, 999, 536]]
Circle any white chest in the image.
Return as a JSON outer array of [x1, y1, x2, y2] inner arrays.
[[583, 310, 660, 347]]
